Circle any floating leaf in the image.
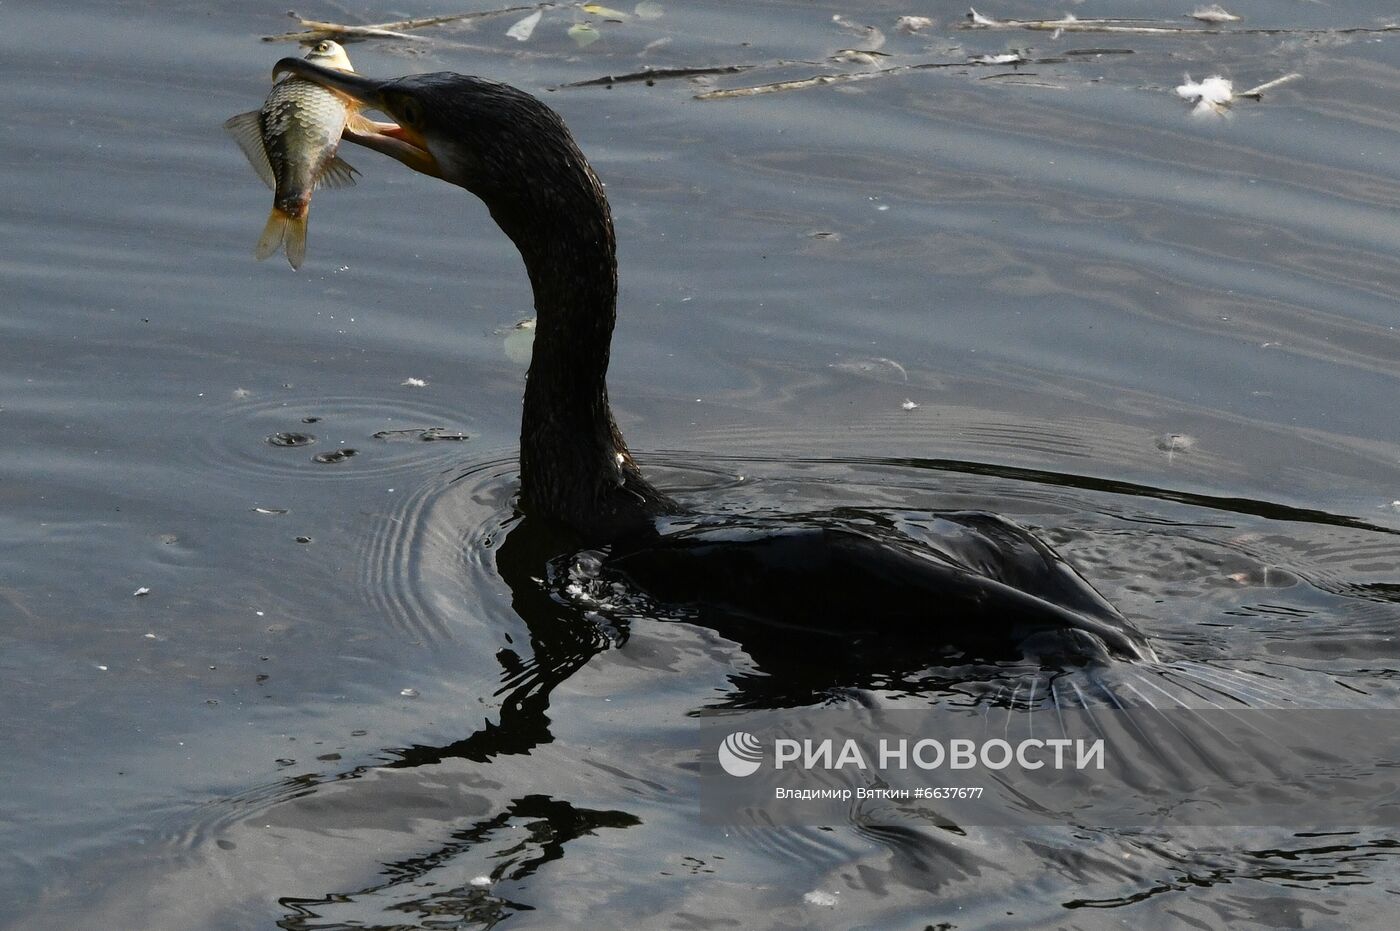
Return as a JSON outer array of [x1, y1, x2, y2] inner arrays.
[[506, 9, 543, 41], [568, 22, 602, 46], [582, 3, 629, 18], [634, 0, 663, 20]]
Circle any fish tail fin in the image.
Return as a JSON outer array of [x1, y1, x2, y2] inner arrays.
[[255, 208, 290, 262], [283, 214, 308, 270]]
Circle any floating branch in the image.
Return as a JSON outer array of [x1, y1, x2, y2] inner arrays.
[[564, 65, 758, 88], [694, 56, 1076, 101], [1238, 72, 1300, 99], [262, 5, 548, 43], [963, 7, 1400, 37]]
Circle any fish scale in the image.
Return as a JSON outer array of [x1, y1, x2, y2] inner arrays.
[[260, 78, 348, 218]]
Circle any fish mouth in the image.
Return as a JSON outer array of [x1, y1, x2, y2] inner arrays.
[[273, 58, 441, 179]]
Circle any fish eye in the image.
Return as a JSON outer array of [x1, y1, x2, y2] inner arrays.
[[313, 41, 330, 53]]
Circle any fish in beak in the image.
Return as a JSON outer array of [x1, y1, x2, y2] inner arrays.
[[273, 58, 442, 180]]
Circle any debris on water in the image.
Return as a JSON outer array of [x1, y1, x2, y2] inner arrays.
[[634, 1, 664, 21], [96, 664, 109, 671], [569, 22, 602, 47], [565, 65, 755, 88], [295, 536, 313, 544], [1176, 74, 1234, 115], [401, 377, 428, 387], [1155, 433, 1196, 459], [1175, 72, 1297, 114], [583, 3, 629, 18], [275, 758, 295, 767], [832, 49, 891, 66], [803, 890, 839, 907], [144, 632, 161, 640], [470, 875, 493, 887], [262, 6, 544, 43], [232, 388, 252, 399], [1237, 73, 1300, 100], [900, 398, 919, 411], [970, 52, 1025, 64], [312, 448, 357, 464], [400, 687, 420, 698], [302, 416, 321, 424], [373, 426, 471, 442], [832, 14, 886, 50], [506, 9, 542, 41], [1386, 500, 1400, 513], [252, 506, 289, 516], [1191, 5, 1241, 24], [267, 432, 316, 448], [896, 15, 935, 34], [133, 587, 150, 597], [808, 230, 841, 241]]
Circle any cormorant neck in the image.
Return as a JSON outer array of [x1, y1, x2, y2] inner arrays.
[[482, 145, 676, 539]]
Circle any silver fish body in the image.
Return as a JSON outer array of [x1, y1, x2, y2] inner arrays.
[[224, 41, 359, 269]]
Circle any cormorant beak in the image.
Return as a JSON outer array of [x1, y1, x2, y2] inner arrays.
[[273, 58, 441, 179]]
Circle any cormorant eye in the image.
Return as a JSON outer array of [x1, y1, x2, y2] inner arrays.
[[393, 95, 425, 129]]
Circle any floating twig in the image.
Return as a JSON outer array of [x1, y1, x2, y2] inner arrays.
[[262, 5, 547, 43], [565, 65, 757, 88], [694, 56, 1068, 100], [964, 7, 1400, 37], [1238, 72, 1300, 99]]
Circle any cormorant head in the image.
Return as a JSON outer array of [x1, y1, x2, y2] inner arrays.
[[272, 60, 596, 210]]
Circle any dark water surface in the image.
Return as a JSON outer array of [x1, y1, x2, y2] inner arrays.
[[5, 0, 1400, 927]]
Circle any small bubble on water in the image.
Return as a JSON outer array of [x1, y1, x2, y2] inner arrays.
[[312, 448, 357, 464], [267, 432, 316, 448]]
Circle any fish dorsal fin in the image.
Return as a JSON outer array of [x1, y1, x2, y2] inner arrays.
[[317, 155, 358, 190], [223, 110, 275, 190]]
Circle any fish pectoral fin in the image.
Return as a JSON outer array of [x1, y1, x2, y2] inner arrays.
[[223, 110, 275, 191], [316, 155, 358, 190]]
